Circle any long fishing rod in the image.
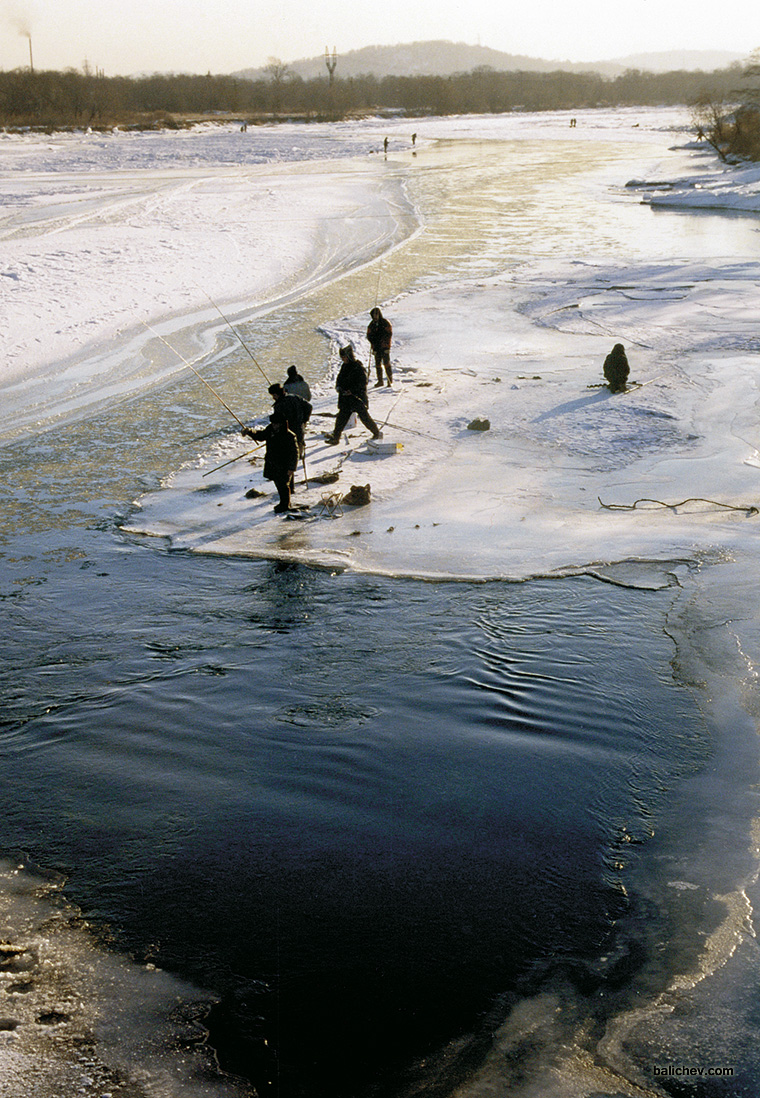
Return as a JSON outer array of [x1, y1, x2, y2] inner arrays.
[[142, 321, 249, 431], [202, 442, 265, 477], [382, 418, 444, 442], [198, 289, 272, 385], [380, 387, 405, 431]]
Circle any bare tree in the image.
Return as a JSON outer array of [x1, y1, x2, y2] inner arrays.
[[690, 93, 734, 161], [264, 57, 292, 84]]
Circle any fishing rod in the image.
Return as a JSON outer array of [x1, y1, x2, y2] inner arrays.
[[198, 288, 272, 385], [380, 387, 405, 431], [382, 418, 444, 442], [142, 321, 249, 431], [314, 407, 442, 443], [202, 442, 265, 477]]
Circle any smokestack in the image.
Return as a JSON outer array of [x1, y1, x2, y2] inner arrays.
[[28, 35, 33, 73]]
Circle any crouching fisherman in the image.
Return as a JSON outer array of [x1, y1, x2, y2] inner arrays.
[[325, 345, 382, 445], [243, 414, 299, 513], [603, 343, 630, 393]]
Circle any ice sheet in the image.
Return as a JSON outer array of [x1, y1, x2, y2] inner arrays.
[[125, 267, 760, 579], [4, 106, 760, 581]]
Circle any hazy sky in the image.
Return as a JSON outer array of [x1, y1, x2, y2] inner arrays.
[[1, 0, 757, 76]]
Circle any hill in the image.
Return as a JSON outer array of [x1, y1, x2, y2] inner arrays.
[[236, 41, 746, 81]]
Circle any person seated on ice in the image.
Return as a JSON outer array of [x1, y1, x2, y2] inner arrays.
[[283, 364, 311, 402], [603, 343, 630, 393], [242, 413, 299, 513], [325, 345, 382, 446], [366, 307, 393, 387], [268, 382, 312, 457]]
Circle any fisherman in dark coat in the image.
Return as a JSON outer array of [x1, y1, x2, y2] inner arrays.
[[325, 345, 382, 445], [283, 365, 311, 402], [242, 414, 299, 512], [268, 382, 311, 456], [366, 307, 393, 387], [603, 343, 630, 393]]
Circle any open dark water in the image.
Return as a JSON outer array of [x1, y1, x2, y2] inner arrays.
[[0, 515, 712, 1096]]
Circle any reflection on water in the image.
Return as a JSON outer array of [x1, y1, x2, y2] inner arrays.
[[0, 537, 713, 1096]]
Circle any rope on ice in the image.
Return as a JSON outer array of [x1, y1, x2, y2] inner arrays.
[[598, 496, 759, 515]]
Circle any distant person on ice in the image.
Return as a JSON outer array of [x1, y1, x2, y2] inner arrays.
[[242, 413, 299, 513], [325, 345, 382, 445], [603, 343, 630, 393], [366, 307, 393, 387], [283, 364, 311, 402]]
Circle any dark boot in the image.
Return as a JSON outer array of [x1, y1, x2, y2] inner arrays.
[[273, 474, 291, 512]]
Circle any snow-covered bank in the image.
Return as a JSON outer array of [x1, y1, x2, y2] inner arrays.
[[0, 156, 418, 438], [0, 859, 252, 1097], [637, 141, 760, 213]]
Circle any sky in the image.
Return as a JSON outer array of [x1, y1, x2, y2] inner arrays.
[[0, 0, 758, 76]]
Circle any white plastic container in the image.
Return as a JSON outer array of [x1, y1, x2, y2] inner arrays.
[[367, 438, 403, 454]]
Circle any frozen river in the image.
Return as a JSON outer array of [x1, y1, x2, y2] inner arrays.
[[1, 108, 760, 1097]]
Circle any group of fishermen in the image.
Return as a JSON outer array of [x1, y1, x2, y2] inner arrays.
[[242, 306, 394, 513], [242, 299, 631, 514]]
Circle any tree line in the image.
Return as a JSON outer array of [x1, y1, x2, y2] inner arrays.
[[0, 61, 750, 133]]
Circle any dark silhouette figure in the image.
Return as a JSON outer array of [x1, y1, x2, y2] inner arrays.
[[603, 343, 630, 393], [267, 382, 311, 457], [243, 414, 299, 512], [366, 306, 393, 386], [325, 346, 382, 445], [283, 364, 311, 402]]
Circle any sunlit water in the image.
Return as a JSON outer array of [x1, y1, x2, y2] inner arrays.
[[1, 133, 760, 1097]]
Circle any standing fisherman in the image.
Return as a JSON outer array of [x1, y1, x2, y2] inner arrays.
[[283, 365, 312, 401], [325, 346, 382, 445], [242, 414, 299, 513], [268, 382, 312, 457], [366, 307, 393, 387]]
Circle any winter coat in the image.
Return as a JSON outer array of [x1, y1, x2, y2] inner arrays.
[[336, 357, 369, 405], [283, 368, 311, 401], [250, 422, 299, 480], [272, 392, 312, 432], [283, 376, 312, 401], [366, 315, 392, 352], [603, 344, 629, 392]]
